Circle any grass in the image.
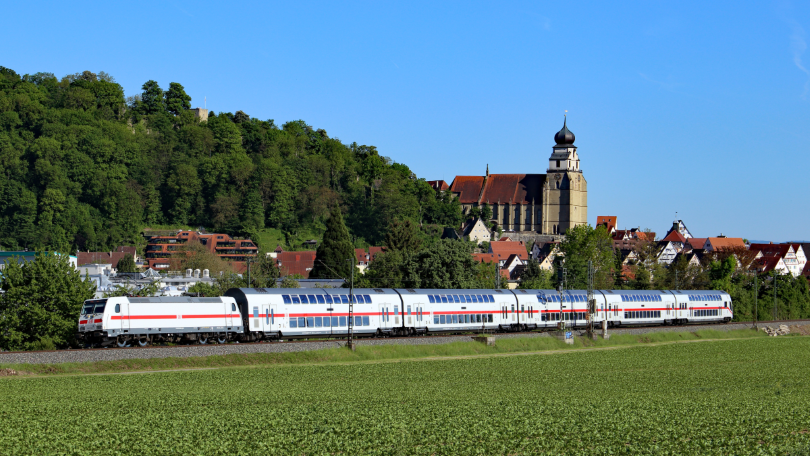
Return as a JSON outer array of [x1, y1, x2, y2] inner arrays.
[[1, 337, 809, 454], [0, 328, 776, 377]]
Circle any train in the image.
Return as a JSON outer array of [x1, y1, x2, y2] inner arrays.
[[76, 288, 733, 346]]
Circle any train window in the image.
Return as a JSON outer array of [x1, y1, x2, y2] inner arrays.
[[451, 315, 458, 324], [488, 295, 494, 302], [271, 309, 275, 325], [329, 316, 336, 326], [353, 316, 360, 327], [324, 295, 332, 304], [488, 314, 493, 322], [434, 315, 439, 324], [475, 314, 481, 323], [306, 317, 314, 327], [253, 307, 259, 318], [363, 316, 370, 326], [232, 303, 237, 312], [300, 295, 309, 304], [298, 317, 306, 327], [465, 315, 471, 323], [115, 304, 120, 313], [283, 295, 292, 303], [290, 318, 297, 328], [439, 295, 447, 303], [292, 296, 300, 304], [354, 295, 364, 304], [428, 295, 435, 303], [308, 295, 316, 303], [317, 295, 325, 304], [407, 305, 412, 315], [338, 295, 348, 304], [338, 316, 346, 327], [451, 295, 458, 303], [439, 315, 445, 324], [470, 295, 477, 303], [314, 317, 322, 327], [467, 295, 474, 303]]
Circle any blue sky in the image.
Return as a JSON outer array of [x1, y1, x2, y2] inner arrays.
[[4, 1, 810, 241]]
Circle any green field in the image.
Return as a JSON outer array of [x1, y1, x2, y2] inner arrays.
[[1, 337, 809, 455]]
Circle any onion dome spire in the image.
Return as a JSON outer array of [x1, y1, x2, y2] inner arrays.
[[554, 117, 575, 146]]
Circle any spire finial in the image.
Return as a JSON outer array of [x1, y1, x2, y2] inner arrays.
[[486, 164, 489, 177]]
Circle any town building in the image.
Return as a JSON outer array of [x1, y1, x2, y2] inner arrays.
[[446, 119, 587, 235], [77, 246, 137, 269], [144, 230, 258, 272], [749, 243, 807, 277], [0, 251, 77, 270], [462, 218, 492, 245]]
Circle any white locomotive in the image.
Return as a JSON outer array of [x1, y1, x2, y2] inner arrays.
[[77, 288, 732, 345], [77, 296, 243, 347]]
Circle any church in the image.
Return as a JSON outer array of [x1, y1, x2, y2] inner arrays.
[[447, 119, 587, 235]]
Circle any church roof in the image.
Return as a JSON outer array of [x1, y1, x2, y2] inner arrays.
[[661, 230, 687, 244], [449, 176, 485, 204], [480, 174, 544, 205]]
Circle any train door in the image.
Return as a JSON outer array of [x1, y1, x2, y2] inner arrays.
[[379, 304, 388, 332], [262, 304, 270, 332], [115, 299, 129, 333]]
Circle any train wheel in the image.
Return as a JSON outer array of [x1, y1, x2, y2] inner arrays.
[[198, 335, 208, 345], [216, 333, 227, 344], [137, 336, 149, 347], [116, 336, 128, 348]]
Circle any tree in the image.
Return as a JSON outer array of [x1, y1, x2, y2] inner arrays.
[[385, 219, 421, 252], [0, 253, 96, 350], [116, 255, 138, 273], [481, 203, 493, 223], [239, 189, 265, 235], [519, 259, 554, 289], [138, 80, 165, 115], [171, 239, 234, 275], [164, 82, 191, 116], [309, 206, 356, 280], [554, 224, 615, 289]]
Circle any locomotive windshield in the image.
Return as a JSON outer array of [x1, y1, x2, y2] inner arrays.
[[83, 299, 108, 315]]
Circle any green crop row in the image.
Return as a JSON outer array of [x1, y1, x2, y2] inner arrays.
[[1, 337, 809, 455]]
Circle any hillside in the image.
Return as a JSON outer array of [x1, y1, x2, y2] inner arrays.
[[0, 67, 462, 253]]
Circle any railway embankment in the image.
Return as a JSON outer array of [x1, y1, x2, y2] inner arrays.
[[0, 320, 808, 368]]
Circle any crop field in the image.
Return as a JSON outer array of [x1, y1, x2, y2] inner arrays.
[[1, 337, 809, 455]]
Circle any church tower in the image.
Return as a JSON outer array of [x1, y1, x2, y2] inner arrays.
[[542, 118, 587, 235]]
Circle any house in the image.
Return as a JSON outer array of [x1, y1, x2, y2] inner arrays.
[[672, 250, 703, 268], [749, 243, 807, 278], [0, 251, 78, 270], [276, 251, 317, 278], [751, 256, 789, 275], [462, 218, 492, 244], [663, 220, 694, 240], [596, 216, 617, 234], [354, 247, 384, 273], [686, 238, 708, 251], [77, 246, 138, 270], [144, 230, 258, 272], [703, 236, 746, 252], [488, 239, 529, 261], [427, 180, 450, 192], [612, 228, 656, 251], [529, 240, 560, 271], [656, 240, 681, 265]]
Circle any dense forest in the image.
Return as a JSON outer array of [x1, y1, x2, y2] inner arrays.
[[0, 66, 462, 253]]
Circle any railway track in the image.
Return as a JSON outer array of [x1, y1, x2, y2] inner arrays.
[[2, 319, 808, 365]]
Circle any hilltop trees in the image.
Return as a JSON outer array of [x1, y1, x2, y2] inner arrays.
[[0, 65, 463, 253]]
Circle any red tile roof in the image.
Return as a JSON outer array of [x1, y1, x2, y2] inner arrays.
[[369, 246, 384, 259], [489, 241, 529, 260], [752, 256, 783, 273], [706, 237, 746, 251], [687, 238, 707, 250], [480, 174, 544, 205], [355, 248, 369, 263], [449, 176, 485, 204], [427, 180, 449, 192], [473, 253, 495, 263], [276, 251, 317, 278], [749, 243, 791, 258], [596, 216, 617, 232], [662, 230, 687, 243], [78, 250, 133, 267]]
